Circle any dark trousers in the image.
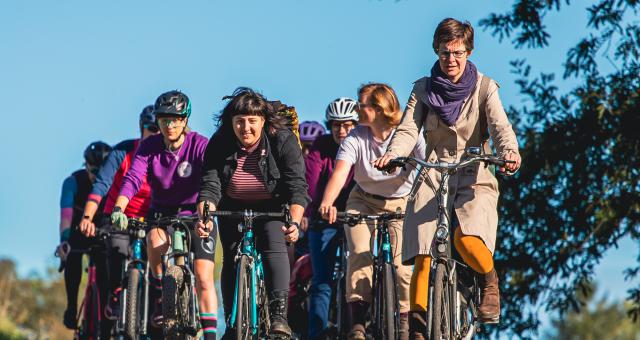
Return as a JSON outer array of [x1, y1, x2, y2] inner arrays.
[[308, 223, 342, 339]]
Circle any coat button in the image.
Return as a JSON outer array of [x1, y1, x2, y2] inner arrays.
[[449, 150, 456, 156]]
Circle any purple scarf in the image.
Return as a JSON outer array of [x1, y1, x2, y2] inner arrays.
[[425, 60, 478, 126]]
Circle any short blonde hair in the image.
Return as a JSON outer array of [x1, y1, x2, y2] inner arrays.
[[358, 83, 402, 126]]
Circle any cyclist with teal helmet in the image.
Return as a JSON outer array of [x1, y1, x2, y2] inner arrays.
[[109, 91, 219, 338]]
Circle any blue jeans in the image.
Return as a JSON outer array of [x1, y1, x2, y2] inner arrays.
[[308, 222, 342, 340]]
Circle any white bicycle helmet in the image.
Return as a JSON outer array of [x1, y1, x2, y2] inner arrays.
[[325, 97, 358, 122]]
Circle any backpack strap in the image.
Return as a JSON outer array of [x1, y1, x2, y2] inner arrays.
[[478, 75, 492, 151]]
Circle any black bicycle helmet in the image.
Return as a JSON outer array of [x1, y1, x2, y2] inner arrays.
[[154, 90, 191, 118], [84, 141, 112, 167], [139, 104, 158, 130]]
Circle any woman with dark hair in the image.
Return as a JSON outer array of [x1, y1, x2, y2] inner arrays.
[[196, 87, 309, 339], [374, 18, 521, 338]]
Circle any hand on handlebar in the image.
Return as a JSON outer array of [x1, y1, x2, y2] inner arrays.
[[500, 151, 521, 174], [196, 218, 215, 238], [79, 218, 96, 237], [111, 209, 129, 230], [319, 204, 338, 224], [282, 222, 299, 243], [372, 152, 399, 173]]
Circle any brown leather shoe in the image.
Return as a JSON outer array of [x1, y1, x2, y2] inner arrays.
[[348, 301, 369, 340], [408, 311, 427, 340], [478, 269, 500, 323]]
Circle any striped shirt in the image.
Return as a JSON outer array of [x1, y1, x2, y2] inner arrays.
[[226, 144, 272, 201]]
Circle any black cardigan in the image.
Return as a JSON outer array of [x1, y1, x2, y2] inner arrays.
[[198, 128, 310, 208]]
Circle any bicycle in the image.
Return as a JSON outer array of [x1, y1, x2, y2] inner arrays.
[[325, 225, 349, 340], [387, 147, 514, 340], [336, 210, 404, 340], [60, 229, 109, 340], [110, 219, 151, 340], [207, 204, 291, 340], [148, 214, 203, 339]]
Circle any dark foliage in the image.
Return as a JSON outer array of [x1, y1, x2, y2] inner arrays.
[[479, 0, 640, 338]]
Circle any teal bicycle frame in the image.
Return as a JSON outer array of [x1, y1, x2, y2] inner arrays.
[[209, 207, 289, 337]]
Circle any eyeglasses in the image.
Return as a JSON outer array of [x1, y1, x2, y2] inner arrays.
[[331, 121, 356, 131], [437, 49, 468, 59], [157, 116, 186, 128]]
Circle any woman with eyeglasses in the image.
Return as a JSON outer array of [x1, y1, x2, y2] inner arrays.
[[108, 91, 219, 338], [319, 84, 426, 340], [373, 18, 522, 339]]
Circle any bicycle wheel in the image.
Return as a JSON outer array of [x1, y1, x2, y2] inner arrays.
[[382, 262, 399, 340], [124, 267, 141, 339], [235, 255, 253, 340], [163, 265, 192, 340], [431, 262, 450, 340], [91, 283, 101, 340]]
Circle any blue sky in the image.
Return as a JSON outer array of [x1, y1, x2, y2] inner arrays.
[[1, 0, 636, 330]]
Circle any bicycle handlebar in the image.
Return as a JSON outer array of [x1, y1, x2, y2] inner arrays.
[[386, 154, 514, 172], [209, 210, 288, 219], [335, 211, 405, 226]]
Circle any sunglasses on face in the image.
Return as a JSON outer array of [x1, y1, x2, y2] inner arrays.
[[157, 116, 186, 127]]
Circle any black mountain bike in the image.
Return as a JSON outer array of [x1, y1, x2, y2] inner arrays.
[[388, 147, 514, 340], [337, 210, 404, 340], [150, 214, 203, 340], [326, 227, 349, 340], [111, 219, 150, 340]]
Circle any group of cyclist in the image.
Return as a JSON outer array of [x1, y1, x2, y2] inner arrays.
[[57, 18, 521, 340]]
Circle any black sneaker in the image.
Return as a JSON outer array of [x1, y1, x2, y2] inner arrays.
[[63, 309, 76, 330], [150, 298, 163, 328], [104, 288, 122, 320]]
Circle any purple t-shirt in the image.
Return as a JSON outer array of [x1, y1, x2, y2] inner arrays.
[[119, 131, 208, 209]]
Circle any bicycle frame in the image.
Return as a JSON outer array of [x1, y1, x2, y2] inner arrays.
[[391, 150, 512, 339], [115, 220, 150, 337], [156, 215, 201, 334], [210, 208, 289, 337], [72, 243, 105, 340]]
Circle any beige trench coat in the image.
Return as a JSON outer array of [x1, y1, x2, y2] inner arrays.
[[387, 72, 520, 264]]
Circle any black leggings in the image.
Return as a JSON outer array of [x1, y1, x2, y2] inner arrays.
[[218, 200, 290, 316]]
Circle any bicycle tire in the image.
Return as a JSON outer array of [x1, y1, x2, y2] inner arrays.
[[162, 265, 191, 340], [91, 283, 101, 340], [431, 262, 450, 340], [124, 267, 141, 339], [382, 262, 399, 340], [236, 255, 252, 340]]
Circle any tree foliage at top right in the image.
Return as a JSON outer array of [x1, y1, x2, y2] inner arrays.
[[477, 0, 640, 338]]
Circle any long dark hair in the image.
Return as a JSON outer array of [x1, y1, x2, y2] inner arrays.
[[214, 87, 296, 141]]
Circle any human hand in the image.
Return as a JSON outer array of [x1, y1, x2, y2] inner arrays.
[[79, 218, 95, 237], [500, 151, 521, 174], [111, 209, 129, 230], [196, 218, 215, 238], [282, 222, 299, 243], [319, 204, 337, 224]]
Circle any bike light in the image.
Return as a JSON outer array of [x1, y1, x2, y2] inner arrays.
[[137, 229, 146, 239], [435, 226, 448, 241]]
